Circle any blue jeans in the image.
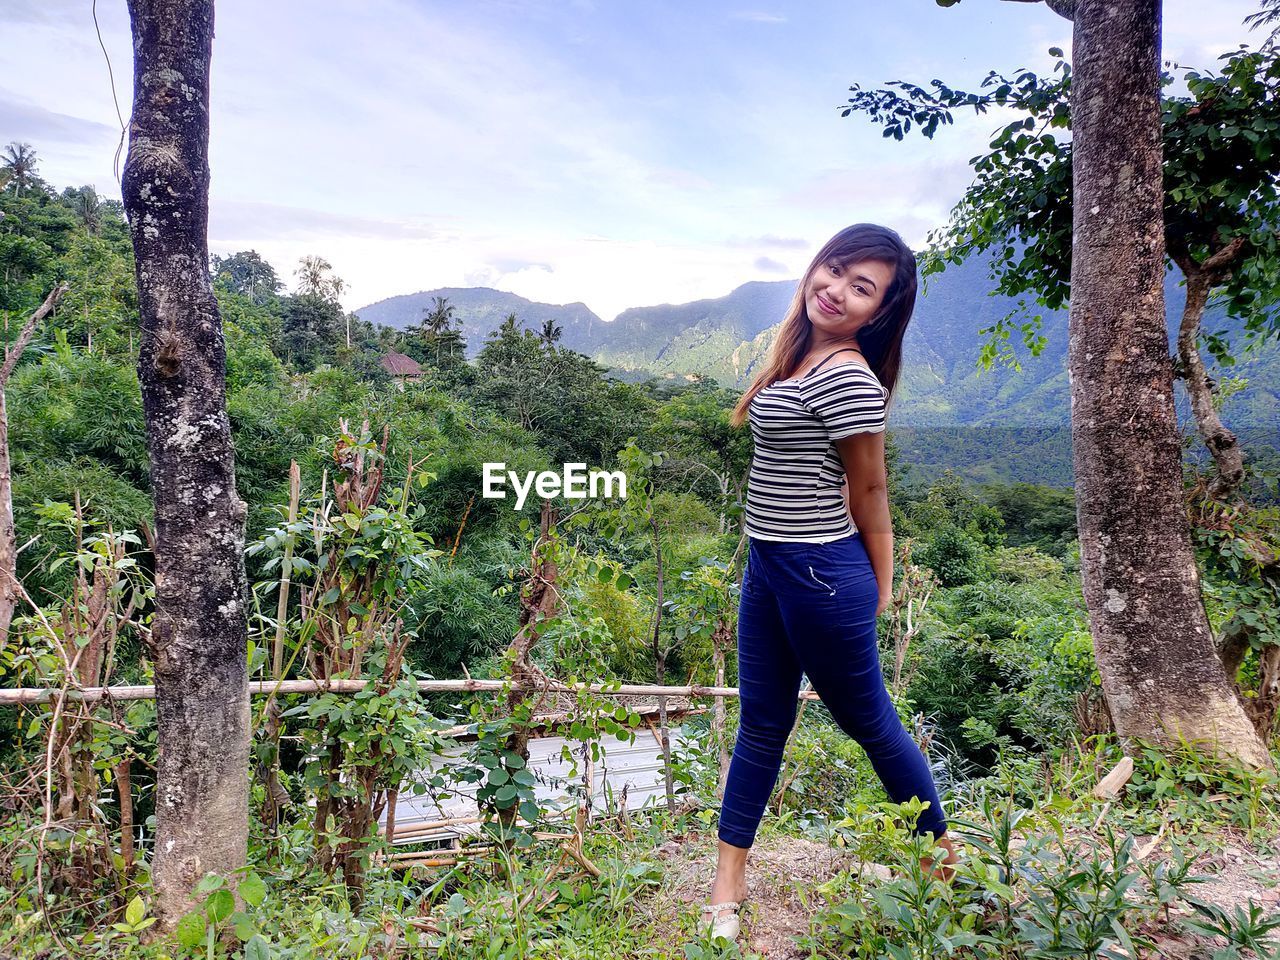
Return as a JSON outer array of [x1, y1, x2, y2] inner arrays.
[[717, 533, 948, 848]]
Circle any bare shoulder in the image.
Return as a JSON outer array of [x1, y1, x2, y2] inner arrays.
[[819, 353, 879, 383], [824, 354, 871, 372], [802, 348, 871, 375]]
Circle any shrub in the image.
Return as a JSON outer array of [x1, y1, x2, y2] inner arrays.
[[915, 524, 989, 587]]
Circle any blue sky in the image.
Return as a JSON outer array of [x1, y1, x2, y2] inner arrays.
[[0, 0, 1264, 320]]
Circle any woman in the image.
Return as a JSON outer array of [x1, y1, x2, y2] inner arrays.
[[701, 223, 958, 941]]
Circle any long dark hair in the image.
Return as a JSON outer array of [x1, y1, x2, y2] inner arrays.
[[730, 223, 917, 427]]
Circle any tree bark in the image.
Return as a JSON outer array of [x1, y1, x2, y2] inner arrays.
[[496, 501, 558, 849], [712, 618, 730, 799], [1176, 269, 1242, 496], [1067, 0, 1271, 768], [122, 0, 251, 928], [0, 284, 69, 648], [649, 517, 675, 814]]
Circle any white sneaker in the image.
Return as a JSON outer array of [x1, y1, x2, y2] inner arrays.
[[699, 901, 742, 941]]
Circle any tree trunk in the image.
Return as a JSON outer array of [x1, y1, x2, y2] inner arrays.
[[712, 620, 730, 799], [1248, 644, 1280, 743], [122, 0, 251, 928], [117, 757, 135, 881], [497, 500, 558, 844], [0, 285, 69, 647], [1171, 254, 1245, 500], [649, 517, 675, 813], [0, 386, 19, 650], [1067, 0, 1271, 768]]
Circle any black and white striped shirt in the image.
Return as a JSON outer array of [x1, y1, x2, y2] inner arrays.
[[744, 357, 888, 543]]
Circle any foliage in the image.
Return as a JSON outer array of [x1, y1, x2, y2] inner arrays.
[[843, 45, 1280, 369], [475, 317, 650, 464], [904, 584, 1093, 764], [7, 158, 1280, 960], [915, 525, 989, 588]]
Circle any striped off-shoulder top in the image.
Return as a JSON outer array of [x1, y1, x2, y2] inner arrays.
[[744, 347, 889, 543]]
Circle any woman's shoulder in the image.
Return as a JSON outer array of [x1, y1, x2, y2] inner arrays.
[[804, 356, 884, 392]]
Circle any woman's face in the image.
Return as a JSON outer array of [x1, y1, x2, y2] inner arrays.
[[804, 256, 895, 339]]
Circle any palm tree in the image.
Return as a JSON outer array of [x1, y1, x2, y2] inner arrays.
[[295, 255, 339, 299], [498, 312, 520, 335], [75, 186, 103, 235], [1247, 0, 1280, 52], [420, 296, 457, 363], [539, 318, 562, 345], [421, 296, 456, 335], [2, 143, 38, 196]]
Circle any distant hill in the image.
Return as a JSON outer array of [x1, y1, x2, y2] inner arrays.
[[353, 287, 603, 358], [356, 253, 1278, 438]]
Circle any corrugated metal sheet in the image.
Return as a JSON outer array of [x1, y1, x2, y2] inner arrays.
[[382, 727, 694, 845]]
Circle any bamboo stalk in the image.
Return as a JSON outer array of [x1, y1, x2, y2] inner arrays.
[[562, 842, 601, 878], [388, 805, 578, 841], [116, 757, 134, 879], [272, 461, 302, 679], [0, 679, 824, 705], [390, 857, 470, 870], [384, 845, 493, 861]]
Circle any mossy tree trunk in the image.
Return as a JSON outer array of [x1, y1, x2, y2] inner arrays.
[[121, 0, 251, 928], [1067, 0, 1271, 769]]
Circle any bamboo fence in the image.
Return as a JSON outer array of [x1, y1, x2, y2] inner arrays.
[[0, 678, 824, 706]]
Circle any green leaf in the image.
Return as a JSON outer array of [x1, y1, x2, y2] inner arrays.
[[205, 888, 235, 924], [232, 911, 256, 941], [244, 934, 272, 960], [125, 895, 145, 926], [174, 911, 206, 949], [238, 871, 266, 909], [194, 873, 225, 895], [495, 784, 519, 803]]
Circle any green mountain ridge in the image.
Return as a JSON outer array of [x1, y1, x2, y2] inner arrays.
[[354, 254, 1279, 433]]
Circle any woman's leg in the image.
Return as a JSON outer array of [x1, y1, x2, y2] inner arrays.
[[771, 536, 951, 844], [712, 549, 804, 905]]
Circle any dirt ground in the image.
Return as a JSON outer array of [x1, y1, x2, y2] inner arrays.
[[645, 827, 1280, 959]]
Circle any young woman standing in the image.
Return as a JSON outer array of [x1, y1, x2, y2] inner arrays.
[[702, 224, 958, 941]]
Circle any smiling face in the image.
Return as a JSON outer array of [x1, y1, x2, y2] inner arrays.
[[804, 257, 895, 341]]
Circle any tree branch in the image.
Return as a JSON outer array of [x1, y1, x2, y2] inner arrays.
[[1202, 236, 1248, 278], [1, 284, 69, 386]]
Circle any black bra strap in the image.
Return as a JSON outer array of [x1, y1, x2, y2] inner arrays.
[[805, 347, 864, 379]]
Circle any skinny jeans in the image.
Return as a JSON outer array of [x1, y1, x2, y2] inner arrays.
[[717, 532, 948, 848]]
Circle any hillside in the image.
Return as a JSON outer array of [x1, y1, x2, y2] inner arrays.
[[353, 286, 603, 358], [356, 254, 1279, 435]]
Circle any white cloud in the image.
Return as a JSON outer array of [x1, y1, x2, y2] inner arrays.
[[4, 0, 1259, 323], [730, 11, 787, 23], [753, 255, 790, 273]]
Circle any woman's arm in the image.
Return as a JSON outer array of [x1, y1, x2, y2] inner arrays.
[[834, 431, 893, 616]]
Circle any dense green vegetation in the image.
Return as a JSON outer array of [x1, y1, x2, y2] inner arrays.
[[357, 265, 1280, 494], [2, 156, 1279, 959]]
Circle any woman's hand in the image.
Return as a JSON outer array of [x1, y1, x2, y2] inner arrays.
[[875, 585, 893, 618]]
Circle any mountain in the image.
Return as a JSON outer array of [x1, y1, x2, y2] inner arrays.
[[356, 253, 1278, 434], [353, 287, 603, 357], [584, 282, 796, 379]]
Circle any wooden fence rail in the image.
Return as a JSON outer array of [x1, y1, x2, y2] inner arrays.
[[0, 678, 824, 706]]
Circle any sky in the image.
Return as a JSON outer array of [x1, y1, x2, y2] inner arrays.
[[0, 0, 1266, 321]]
